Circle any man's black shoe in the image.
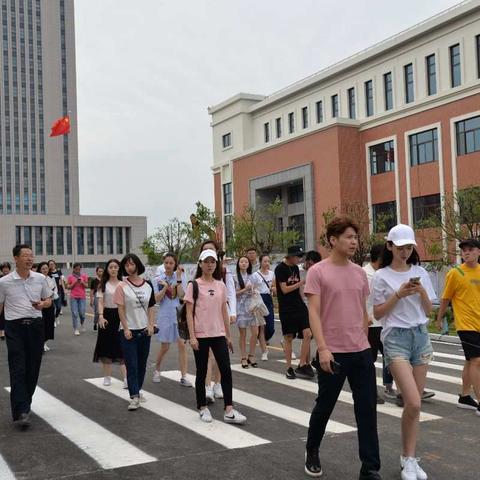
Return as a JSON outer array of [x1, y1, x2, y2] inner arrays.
[[305, 449, 323, 477], [286, 367, 296, 379], [311, 356, 320, 372], [396, 393, 404, 407], [295, 364, 315, 379], [359, 469, 382, 480], [14, 412, 31, 429]]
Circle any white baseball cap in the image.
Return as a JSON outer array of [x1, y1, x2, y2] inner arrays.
[[387, 224, 417, 247], [198, 249, 218, 262]]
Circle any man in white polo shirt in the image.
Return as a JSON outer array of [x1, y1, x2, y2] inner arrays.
[[0, 244, 52, 428]]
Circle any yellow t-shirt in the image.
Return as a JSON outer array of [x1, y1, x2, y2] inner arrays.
[[442, 264, 480, 332]]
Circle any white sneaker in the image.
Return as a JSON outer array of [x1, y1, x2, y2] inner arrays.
[[401, 457, 427, 480], [180, 376, 193, 387], [213, 383, 223, 399], [199, 408, 212, 423], [81, 326, 86, 333], [206, 385, 215, 404], [139, 392, 147, 403], [224, 408, 246, 425], [103, 376, 111, 386], [43, 344, 50, 352], [261, 352, 268, 361], [152, 370, 161, 383], [292, 351, 297, 360], [127, 397, 140, 411], [54, 321, 57, 328], [123, 378, 128, 389], [73, 330, 80, 336]]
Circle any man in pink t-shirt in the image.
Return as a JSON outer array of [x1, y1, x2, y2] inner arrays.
[[66, 263, 88, 335], [303, 216, 381, 480]]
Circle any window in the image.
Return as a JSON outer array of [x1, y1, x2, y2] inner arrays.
[[16, 226, 22, 245], [288, 112, 295, 133], [126, 228, 131, 253], [264, 122, 270, 143], [224, 215, 233, 244], [383, 72, 393, 111], [426, 54, 437, 96], [404, 63, 414, 103], [450, 43, 461, 88], [372, 202, 397, 233], [107, 227, 114, 255], [66, 227, 72, 255], [87, 227, 94, 255], [477, 35, 480, 79], [412, 194, 441, 226], [116, 227, 123, 254], [222, 133, 231, 149], [223, 183, 232, 214], [56, 227, 64, 255], [77, 227, 84, 255], [288, 214, 305, 249], [96, 227, 104, 255], [35, 226, 43, 255], [409, 128, 438, 166], [365, 80, 374, 117], [370, 140, 395, 175], [331, 94, 338, 118], [24, 227, 32, 248], [302, 107, 308, 129], [46, 227, 54, 256], [287, 183, 304, 204], [456, 115, 480, 156], [347, 87, 356, 119], [275, 117, 282, 138], [316, 100, 323, 123]]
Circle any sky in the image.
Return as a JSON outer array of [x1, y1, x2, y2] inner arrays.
[[74, 0, 462, 232]]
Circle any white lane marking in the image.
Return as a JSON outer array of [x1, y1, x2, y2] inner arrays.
[[85, 377, 270, 450], [432, 351, 465, 361], [375, 378, 460, 406], [160, 370, 356, 434], [5, 387, 156, 470], [241, 365, 440, 422], [374, 363, 462, 385], [431, 340, 463, 347], [0, 453, 15, 480]]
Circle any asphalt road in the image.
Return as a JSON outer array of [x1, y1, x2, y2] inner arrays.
[[0, 311, 478, 480]]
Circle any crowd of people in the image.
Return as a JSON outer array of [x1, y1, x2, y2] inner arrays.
[[0, 215, 479, 480]]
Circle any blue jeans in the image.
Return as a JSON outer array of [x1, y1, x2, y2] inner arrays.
[[121, 331, 151, 398], [70, 298, 86, 330], [53, 297, 63, 318]]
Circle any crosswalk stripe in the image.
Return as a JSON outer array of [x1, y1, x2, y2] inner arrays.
[[5, 387, 156, 470], [375, 377, 460, 406], [432, 351, 465, 361], [160, 370, 356, 434], [85, 377, 270, 450], [234, 365, 441, 422], [374, 362, 462, 385], [0, 454, 15, 480]]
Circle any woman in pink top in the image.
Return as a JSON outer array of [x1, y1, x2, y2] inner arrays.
[[66, 263, 88, 335], [185, 249, 246, 425]]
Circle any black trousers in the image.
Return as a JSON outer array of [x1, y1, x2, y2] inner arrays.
[[306, 348, 380, 472], [193, 336, 233, 410], [5, 318, 45, 421]]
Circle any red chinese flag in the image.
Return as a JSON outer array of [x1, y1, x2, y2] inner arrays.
[[49, 116, 71, 137]]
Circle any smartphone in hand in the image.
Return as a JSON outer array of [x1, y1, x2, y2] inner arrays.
[[409, 277, 421, 285]]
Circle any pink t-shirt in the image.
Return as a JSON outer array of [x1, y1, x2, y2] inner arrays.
[[67, 273, 88, 299], [304, 259, 370, 353], [184, 278, 227, 338]]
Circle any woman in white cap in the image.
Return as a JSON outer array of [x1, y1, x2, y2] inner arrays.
[[372, 224, 436, 480], [185, 248, 246, 424]]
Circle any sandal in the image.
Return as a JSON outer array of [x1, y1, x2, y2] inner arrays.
[[241, 358, 249, 369], [247, 354, 258, 368]]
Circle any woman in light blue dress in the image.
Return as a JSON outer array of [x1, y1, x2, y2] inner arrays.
[[152, 253, 192, 387]]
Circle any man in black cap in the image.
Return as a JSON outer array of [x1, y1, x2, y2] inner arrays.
[[275, 245, 314, 379], [437, 238, 480, 415]]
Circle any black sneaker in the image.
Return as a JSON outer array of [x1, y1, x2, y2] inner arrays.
[[286, 367, 296, 379], [295, 364, 315, 379], [311, 356, 320, 372], [376, 394, 385, 405], [359, 469, 382, 480], [305, 449, 323, 477], [457, 394, 479, 411], [421, 390, 435, 400], [14, 412, 30, 429], [396, 394, 404, 408]]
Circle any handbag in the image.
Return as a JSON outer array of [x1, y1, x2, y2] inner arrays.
[[176, 280, 198, 341]]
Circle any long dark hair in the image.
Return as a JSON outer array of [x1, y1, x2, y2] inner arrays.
[[99, 259, 122, 292], [198, 240, 224, 281], [163, 252, 178, 272], [236, 256, 252, 289], [379, 242, 420, 268]]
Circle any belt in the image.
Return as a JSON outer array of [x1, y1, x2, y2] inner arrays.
[[10, 317, 42, 325]]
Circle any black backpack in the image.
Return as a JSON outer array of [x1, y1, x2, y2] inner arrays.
[[177, 280, 198, 341]]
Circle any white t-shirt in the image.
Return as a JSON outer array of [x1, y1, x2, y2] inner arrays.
[[363, 263, 381, 328], [97, 281, 119, 309], [251, 270, 274, 295], [372, 265, 436, 340]]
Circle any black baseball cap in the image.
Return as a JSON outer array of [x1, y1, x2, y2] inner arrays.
[[286, 245, 305, 257], [459, 238, 480, 249]]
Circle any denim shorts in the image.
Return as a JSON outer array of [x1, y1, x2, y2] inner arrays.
[[383, 324, 434, 368]]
